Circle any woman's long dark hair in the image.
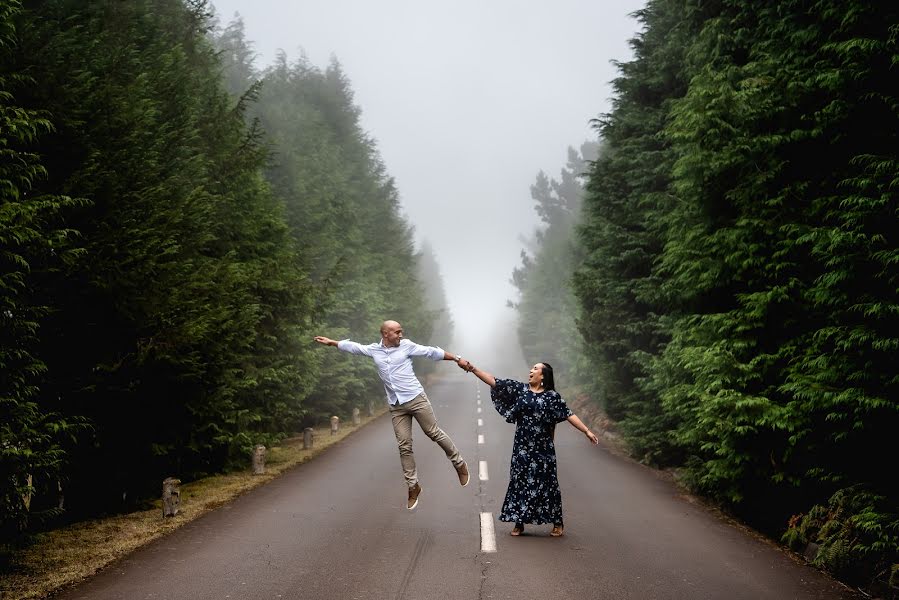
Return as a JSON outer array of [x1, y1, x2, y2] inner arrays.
[[540, 362, 555, 391]]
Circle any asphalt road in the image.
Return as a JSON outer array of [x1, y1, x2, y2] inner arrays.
[[56, 371, 858, 600]]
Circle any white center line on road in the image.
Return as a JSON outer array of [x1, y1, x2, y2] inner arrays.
[[479, 460, 489, 481], [477, 407, 482, 414], [478, 434, 485, 444], [480, 512, 497, 553], [477, 418, 483, 427]]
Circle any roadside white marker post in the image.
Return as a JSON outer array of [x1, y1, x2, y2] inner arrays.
[[252, 445, 266, 475]]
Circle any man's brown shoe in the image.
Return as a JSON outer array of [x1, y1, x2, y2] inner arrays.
[[455, 461, 470, 487], [407, 483, 422, 510]]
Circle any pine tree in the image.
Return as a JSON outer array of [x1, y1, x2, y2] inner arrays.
[[573, 0, 697, 463], [9, 0, 310, 512], [572, 0, 898, 589], [0, 0, 84, 536], [414, 240, 454, 379], [514, 142, 598, 395], [651, 0, 899, 527], [238, 49, 432, 422]]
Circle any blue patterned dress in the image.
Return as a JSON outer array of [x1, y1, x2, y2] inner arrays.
[[490, 378, 573, 525]]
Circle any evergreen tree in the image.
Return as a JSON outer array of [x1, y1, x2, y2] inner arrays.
[[0, 0, 84, 537], [652, 0, 899, 526], [572, 0, 898, 589], [415, 239, 454, 378], [513, 142, 597, 397], [8, 0, 310, 513], [219, 39, 433, 422], [214, 14, 258, 98], [574, 0, 696, 463]]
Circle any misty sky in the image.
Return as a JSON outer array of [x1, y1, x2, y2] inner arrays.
[[210, 0, 645, 350]]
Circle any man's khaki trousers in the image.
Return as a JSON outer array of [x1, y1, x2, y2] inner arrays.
[[389, 391, 462, 488]]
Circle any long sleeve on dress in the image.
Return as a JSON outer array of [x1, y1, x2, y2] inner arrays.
[[490, 378, 521, 423], [544, 391, 573, 424]]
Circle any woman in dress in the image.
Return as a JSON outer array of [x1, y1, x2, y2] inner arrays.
[[457, 359, 598, 536]]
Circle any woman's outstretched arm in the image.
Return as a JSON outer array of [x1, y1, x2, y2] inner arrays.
[[567, 414, 599, 445], [457, 358, 496, 388]]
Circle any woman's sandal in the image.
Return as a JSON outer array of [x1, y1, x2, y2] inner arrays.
[[550, 525, 564, 537], [510, 524, 524, 536]]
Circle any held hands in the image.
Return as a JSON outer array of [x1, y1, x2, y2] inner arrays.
[[458, 358, 495, 387], [457, 358, 474, 372], [313, 336, 336, 346]]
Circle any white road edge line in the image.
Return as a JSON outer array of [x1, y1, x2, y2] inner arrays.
[[480, 512, 497, 553], [479, 460, 489, 481]]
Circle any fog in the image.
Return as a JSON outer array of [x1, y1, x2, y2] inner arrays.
[[210, 0, 643, 358]]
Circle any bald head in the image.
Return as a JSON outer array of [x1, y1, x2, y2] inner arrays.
[[380, 320, 401, 334], [380, 320, 404, 347]]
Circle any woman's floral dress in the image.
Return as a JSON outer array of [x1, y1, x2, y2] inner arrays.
[[490, 378, 572, 525]]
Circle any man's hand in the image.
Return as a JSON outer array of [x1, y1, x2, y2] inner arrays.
[[313, 336, 337, 347], [457, 358, 473, 372]]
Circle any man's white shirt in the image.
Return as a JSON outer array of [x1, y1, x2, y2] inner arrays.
[[336, 338, 445, 405]]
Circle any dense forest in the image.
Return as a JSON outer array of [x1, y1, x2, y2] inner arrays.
[[0, 0, 451, 540], [512, 0, 897, 595]]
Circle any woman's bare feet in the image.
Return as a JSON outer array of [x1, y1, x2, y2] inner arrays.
[[510, 523, 524, 536]]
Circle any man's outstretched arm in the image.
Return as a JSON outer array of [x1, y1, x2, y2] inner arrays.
[[441, 350, 464, 362], [403, 340, 465, 364], [314, 336, 373, 356]]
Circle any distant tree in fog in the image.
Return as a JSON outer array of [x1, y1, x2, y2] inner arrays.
[[510, 141, 598, 396], [213, 16, 435, 423], [413, 240, 454, 378]]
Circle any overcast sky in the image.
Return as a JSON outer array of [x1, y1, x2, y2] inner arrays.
[[210, 0, 644, 351]]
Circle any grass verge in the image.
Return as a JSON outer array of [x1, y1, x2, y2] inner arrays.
[[1, 409, 386, 600]]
